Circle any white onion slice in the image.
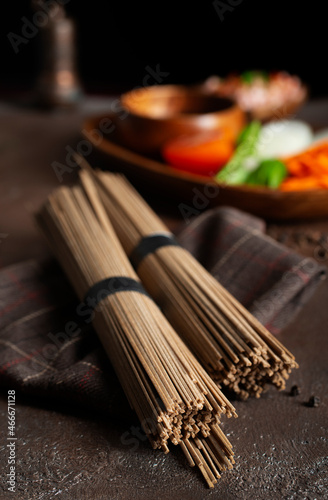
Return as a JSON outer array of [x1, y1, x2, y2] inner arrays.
[[256, 120, 313, 159]]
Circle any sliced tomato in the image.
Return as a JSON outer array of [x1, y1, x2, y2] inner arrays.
[[161, 131, 235, 176]]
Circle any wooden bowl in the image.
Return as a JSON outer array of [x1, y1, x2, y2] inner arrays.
[[83, 112, 328, 221], [118, 84, 246, 156]]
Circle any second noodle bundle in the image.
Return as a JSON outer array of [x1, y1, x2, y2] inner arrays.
[[80, 165, 298, 400]]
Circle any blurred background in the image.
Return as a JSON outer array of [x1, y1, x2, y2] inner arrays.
[[1, 0, 327, 99]]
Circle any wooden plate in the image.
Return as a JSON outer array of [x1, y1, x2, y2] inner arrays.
[[83, 113, 328, 221]]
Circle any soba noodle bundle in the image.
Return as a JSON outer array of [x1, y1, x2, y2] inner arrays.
[[37, 181, 236, 488], [79, 165, 298, 400]]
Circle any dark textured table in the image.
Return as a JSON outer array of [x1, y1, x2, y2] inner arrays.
[[0, 96, 328, 499]]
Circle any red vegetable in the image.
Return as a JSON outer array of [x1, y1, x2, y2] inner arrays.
[[161, 131, 234, 176]]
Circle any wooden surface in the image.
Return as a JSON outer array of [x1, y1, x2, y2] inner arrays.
[[0, 96, 328, 499]]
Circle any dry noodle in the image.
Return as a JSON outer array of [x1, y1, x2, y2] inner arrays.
[[78, 164, 298, 400], [37, 183, 237, 487]]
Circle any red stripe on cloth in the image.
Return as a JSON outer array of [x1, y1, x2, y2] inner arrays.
[[0, 291, 41, 318], [181, 217, 243, 248], [0, 347, 43, 375], [264, 323, 280, 335], [78, 367, 96, 390], [3, 269, 48, 309], [243, 250, 292, 305], [294, 268, 311, 284], [217, 245, 292, 270], [213, 218, 244, 246], [4, 270, 27, 292]]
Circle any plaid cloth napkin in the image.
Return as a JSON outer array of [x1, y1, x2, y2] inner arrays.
[[0, 207, 325, 419]]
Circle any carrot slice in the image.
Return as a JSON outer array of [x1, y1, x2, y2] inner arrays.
[[280, 141, 328, 190]]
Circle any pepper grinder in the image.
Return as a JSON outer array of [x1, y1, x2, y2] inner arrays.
[[33, 1, 83, 108]]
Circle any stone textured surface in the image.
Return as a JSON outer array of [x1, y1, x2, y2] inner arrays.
[[1, 279, 327, 500]]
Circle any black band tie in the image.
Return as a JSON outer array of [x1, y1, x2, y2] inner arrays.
[[84, 276, 150, 308], [130, 234, 179, 270]]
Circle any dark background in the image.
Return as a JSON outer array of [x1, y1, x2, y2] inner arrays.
[[1, 0, 327, 98]]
